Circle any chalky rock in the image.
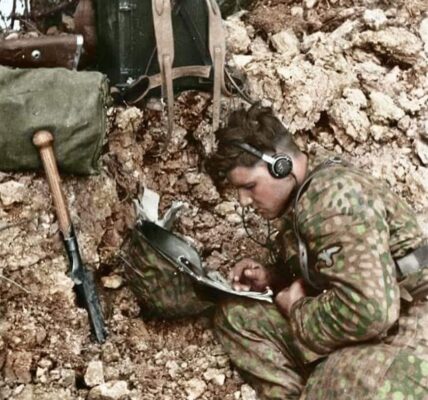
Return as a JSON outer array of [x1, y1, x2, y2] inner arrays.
[[369, 91, 405, 123], [88, 380, 129, 400], [184, 378, 207, 400], [415, 139, 428, 166], [329, 99, 370, 143], [203, 368, 226, 386], [271, 30, 300, 62], [224, 16, 251, 54], [363, 9, 387, 30], [354, 27, 423, 65], [241, 384, 259, 400], [0, 181, 26, 206], [420, 18, 428, 53], [101, 274, 123, 289], [84, 360, 105, 387]]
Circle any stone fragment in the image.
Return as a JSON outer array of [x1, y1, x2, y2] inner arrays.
[[184, 378, 207, 400], [422, 120, 428, 140], [185, 172, 202, 185], [88, 380, 129, 400], [304, 0, 318, 8], [369, 91, 405, 123], [4, 351, 32, 384], [291, 6, 304, 17], [370, 125, 397, 142], [231, 54, 253, 70], [397, 93, 423, 114], [329, 99, 370, 142], [224, 17, 251, 54], [354, 27, 423, 65], [13, 384, 33, 400], [412, 167, 428, 194], [59, 369, 76, 387], [166, 360, 179, 379], [84, 360, 105, 387], [241, 384, 258, 400], [420, 18, 428, 53], [35, 367, 47, 383], [226, 213, 242, 224], [277, 58, 354, 132], [343, 88, 367, 108], [363, 9, 387, 30], [214, 202, 237, 216], [0, 181, 26, 206], [203, 368, 226, 386], [62, 13, 75, 31], [101, 274, 123, 289], [271, 30, 300, 62], [397, 115, 411, 132], [415, 139, 428, 165]]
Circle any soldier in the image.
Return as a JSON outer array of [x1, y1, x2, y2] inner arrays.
[[205, 104, 428, 399]]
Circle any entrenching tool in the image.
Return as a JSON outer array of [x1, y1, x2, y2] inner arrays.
[[33, 130, 107, 343]]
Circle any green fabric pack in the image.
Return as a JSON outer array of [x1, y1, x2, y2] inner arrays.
[[0, 66, 109, 175], [123, 226, 215, 319]]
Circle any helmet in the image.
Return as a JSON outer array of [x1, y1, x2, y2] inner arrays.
[[123, 224, 215, 319]]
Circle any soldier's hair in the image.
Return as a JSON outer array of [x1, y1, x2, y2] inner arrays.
[[205, 103, 300, 183]]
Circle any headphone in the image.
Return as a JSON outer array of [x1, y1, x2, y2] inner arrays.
[[231, 142, 293, 179]]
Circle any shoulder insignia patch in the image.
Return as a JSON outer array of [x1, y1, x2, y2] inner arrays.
[[317, 245, 342, 268]]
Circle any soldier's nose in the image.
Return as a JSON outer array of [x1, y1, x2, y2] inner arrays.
[[238, 191, 252, 207]]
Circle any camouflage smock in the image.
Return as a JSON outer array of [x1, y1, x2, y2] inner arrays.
[[214, 150, 428, 400]]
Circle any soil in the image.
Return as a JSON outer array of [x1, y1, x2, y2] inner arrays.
[[0, 1, 427, 399]]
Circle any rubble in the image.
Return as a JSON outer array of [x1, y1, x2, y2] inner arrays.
[[353, 27, 423, 66]]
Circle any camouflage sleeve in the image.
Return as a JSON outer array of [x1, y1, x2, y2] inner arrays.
[[289, 169, 401, 363]]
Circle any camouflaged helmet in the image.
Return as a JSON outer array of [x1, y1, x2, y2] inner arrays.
[[123, 224, 215, 319]]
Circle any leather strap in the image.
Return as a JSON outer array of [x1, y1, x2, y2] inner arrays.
[[124, 65, 212, 105], [152, 0, 175, 144], [137, 0, 227, 140], [205, 0, 226, 132]]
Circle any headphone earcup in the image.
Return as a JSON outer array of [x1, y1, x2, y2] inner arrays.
[[269, 155, 293, 179]]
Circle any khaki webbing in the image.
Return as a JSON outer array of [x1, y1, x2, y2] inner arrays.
[[152, 0, 175, 144], [124, 65, 212, 105], [148, 0, 227, 144], [205, 0, 226, 132]]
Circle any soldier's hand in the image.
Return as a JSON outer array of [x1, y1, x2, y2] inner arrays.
[[274, 278, 306, 316], [229, 258, 271, 292]]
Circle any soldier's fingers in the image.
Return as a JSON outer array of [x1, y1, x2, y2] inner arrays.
[[230, 259, 258, 281], [232, 281, 251, 291]]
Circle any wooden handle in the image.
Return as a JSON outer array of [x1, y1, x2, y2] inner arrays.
[[33, 130, 71, 235]]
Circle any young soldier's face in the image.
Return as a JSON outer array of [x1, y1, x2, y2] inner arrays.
[[227, 162, 295, 219]]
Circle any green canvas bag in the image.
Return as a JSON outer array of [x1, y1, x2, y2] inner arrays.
[[0, 66, 109, 175]]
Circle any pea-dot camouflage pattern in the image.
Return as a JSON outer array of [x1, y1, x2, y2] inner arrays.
[[214, 150, 428, 399], [123, 228, 215, 319]]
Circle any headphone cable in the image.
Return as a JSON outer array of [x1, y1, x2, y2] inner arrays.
[[241, 207, 279, 264]]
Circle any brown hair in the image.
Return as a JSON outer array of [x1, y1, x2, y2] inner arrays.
[[205, 104, 299, 183]]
